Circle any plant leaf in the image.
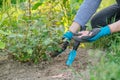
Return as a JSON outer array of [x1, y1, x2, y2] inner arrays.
[[0, 30, 9, 35], [32, 2, 42, 10], [0, 41, 5, 49]]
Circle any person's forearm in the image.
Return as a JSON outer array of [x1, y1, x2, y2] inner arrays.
[[69, 0, 101, 33], [69, 22, 80, 33], [109, 20, 120, 33]]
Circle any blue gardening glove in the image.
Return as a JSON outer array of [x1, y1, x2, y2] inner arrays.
[[66, 50, 76, 66], [88, 25, 111, 42], [50, 31, 73, 57], [63, 31, 73, 40], [73, 25, 111, 42]]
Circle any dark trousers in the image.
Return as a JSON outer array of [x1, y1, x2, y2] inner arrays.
[[91, 4, 120, 28]]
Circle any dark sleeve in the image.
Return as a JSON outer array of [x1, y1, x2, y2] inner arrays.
[[116, 0, 120, 6]]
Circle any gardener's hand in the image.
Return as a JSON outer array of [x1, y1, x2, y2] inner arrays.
[[50, 31, 73, 57], [73, 25, 111, 42]]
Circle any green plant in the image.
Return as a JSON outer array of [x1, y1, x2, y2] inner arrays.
[[6, 20, 64, 63], [0, 0, 65, 63], [90, 59, 120, 80]]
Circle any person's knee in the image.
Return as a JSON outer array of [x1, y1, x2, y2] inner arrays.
[[91, 17, 97, 28], [91, 15, 107, 29], [91, 16, 100, 28]]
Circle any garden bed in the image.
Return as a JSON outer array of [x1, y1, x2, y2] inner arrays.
[[0, 48, 92, 80]]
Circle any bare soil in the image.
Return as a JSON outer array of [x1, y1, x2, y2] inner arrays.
[[0, 48, 104, 80]]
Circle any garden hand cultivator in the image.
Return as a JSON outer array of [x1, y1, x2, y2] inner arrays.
[[50, 37, 70, 57], [66, 27, 102, 66], [66, 41, 80, 66], [50, 27, 96, 66]]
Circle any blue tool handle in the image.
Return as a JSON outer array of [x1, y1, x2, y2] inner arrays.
[[66, 26, 86, 66]]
